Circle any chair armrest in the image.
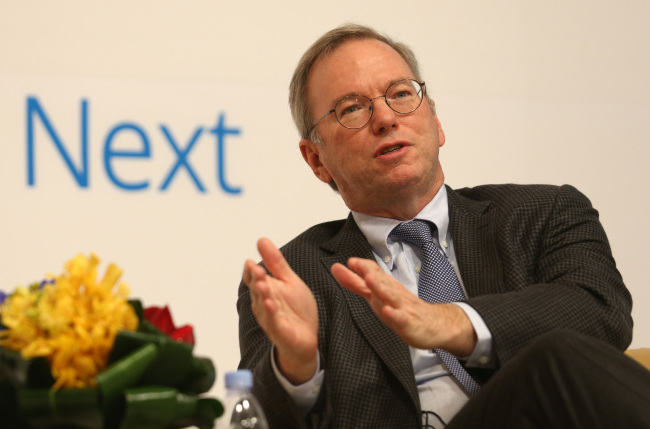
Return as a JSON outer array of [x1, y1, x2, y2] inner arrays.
[[625, 348, 650, 370]]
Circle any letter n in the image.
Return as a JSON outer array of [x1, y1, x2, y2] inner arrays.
[[27, 97, 89, 187]]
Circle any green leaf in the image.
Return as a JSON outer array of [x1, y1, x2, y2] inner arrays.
[[17, 387, 102, 429], [0, 346, 55, 389], [109, 330, 194, 390], [97, 343, 158, 412]]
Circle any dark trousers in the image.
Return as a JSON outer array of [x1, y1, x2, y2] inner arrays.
[[448, 330, 650, 429]]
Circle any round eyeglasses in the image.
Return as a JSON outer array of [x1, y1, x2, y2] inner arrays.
[[309, 79, 426, 134]]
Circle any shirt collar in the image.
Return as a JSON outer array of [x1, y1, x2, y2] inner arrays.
[[351, 185, 450, 270]]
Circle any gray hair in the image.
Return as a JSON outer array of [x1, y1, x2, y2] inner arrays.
[[289, 23, 431, 142]]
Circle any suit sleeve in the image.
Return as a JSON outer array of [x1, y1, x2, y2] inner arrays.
[[466, 184, 633, 365]]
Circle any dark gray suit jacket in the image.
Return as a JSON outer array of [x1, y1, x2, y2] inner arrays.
[[237, 184, 633, 429]]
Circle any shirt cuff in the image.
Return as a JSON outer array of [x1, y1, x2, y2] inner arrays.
[[453, 302, 496, 368], [270, 346, 324, 415]]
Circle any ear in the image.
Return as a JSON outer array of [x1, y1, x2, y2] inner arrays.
[[299, 139, 333, 183], [436, 116, 446, 147]]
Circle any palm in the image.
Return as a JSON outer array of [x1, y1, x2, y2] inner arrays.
[[257, 269, 318, 354], [243, 238, 319, 383]]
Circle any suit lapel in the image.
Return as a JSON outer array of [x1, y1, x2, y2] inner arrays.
[[446, 186, 503, 297], [320, 214, 420, 409]]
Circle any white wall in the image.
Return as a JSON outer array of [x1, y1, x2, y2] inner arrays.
[[2, 1, 649, 400]]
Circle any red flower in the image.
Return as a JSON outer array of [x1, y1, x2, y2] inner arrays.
[[143, 305, 195, 345]]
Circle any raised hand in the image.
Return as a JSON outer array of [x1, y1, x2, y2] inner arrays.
[[242, 237, 319, 384], [331, 257, 477, 356]]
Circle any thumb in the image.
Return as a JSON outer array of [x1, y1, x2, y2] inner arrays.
[[257, 237, 298, 282]]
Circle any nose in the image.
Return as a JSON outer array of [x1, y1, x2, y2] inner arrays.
[[369, 96, 398, 135]]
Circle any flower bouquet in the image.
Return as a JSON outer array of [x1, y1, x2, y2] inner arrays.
[[0, 253, 224, 429]]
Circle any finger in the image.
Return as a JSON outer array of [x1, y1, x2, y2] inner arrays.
[[249, 277, 278, 327], [257, 238, 299, 282], [381, 304, 409, 329], [331, 262, 372, 299], [261, 295, 279, 317], [253, 271, 292, 317], [243, 261, 276, 316], [348, 258, 417, 308], [346, 257, 384, 280], [242, 259, 261, 286], [348, 258, 405, 307], [243, 262, 265, 300], [252, 272, 273, 301]]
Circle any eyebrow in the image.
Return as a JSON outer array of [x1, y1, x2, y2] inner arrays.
[[328, 76, 415, 107]]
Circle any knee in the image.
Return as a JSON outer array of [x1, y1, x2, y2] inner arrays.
[[515, 329, 600, 369], [528, 329, 583, 351]]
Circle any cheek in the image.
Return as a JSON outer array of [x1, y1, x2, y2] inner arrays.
[[321, 148, 361, 186], [317, 146, 342, 175], [321, 133, 355, 169], [322, 152, 346, 178]]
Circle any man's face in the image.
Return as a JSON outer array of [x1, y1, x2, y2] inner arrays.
[[300, 38, 446, 217]]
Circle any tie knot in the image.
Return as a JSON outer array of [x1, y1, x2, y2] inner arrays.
[[391, 220, 435, 248]]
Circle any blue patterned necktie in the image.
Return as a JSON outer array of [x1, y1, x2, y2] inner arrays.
[[391, 220, 480, 396]]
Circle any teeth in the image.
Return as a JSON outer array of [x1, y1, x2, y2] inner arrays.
[[381, 145, 402, 155]]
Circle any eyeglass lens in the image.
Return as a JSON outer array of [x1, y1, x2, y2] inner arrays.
[[335, 79, 424, 129]]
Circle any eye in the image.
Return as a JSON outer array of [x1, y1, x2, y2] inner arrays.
[[388, 86, 414, 100], [342, 105, 360, 115], [336, 96, 367, 117], [387, 80, 421, 102]]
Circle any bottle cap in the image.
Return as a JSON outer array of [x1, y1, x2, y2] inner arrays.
[[225, 369, 253, 389]]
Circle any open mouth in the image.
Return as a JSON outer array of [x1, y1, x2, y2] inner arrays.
[[379, 144, 404, 155]]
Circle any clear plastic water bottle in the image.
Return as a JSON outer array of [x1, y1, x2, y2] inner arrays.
[[220, 369, 269, 429]]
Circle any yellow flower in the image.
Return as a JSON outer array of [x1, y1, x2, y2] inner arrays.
[[0, 253, 139, 389]]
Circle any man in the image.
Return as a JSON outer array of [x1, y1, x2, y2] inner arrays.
[[238, 24, 649, 428]]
